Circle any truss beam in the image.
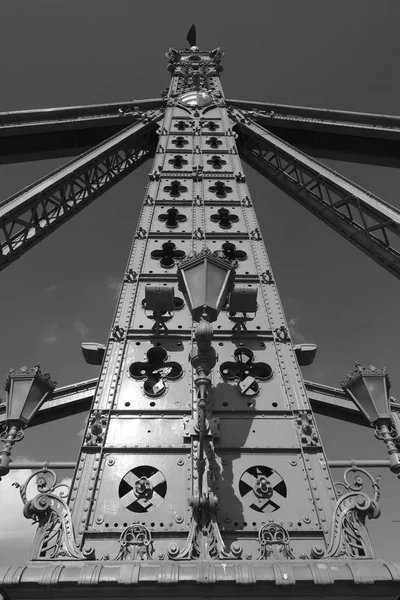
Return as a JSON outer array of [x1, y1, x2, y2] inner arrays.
[[228, 99, 400, 166], [0, 112, 162, 271], [231, 110, 400, 280], [0, 99, 164, 163]]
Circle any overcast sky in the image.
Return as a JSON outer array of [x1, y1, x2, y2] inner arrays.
[[1, 0, 400, 565]]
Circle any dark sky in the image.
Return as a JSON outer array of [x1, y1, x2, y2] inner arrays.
[[1, 0, 400, 565]]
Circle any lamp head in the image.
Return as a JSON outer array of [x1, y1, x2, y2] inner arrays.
[[4, 365, 56, 426], [341, 363, 391, 425], [177, 247, 235, 322]]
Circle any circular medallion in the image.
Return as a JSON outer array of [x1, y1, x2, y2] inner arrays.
[[180, 90, 213, 107], [119, 465, 167, 513], [239, 465, 287, 513]]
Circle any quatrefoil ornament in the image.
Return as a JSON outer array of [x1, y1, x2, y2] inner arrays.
[[207, 155, 226, 169], [209, 181, 232, 198], [205, 136, 222, 149], [220, 347, 272, 397], [214, 241, 247, 262], [210, 207, 239, 229], [169, 155, 188, 169], [151, 241, 186, 268], [158, 207, 187, 229], [163, 180, 188, 197], [171, 136, 189, 148], [129, 347, 183, 397]]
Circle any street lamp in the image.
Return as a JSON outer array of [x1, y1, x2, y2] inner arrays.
[[0, 364, 56, 478], [177, 248, 235, 497], [341, 363, 400, 477]]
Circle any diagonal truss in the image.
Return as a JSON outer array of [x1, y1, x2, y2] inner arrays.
[[0, 98, 164, 163], [230, 108, 400, 280], [0, 109, 163, 271], [228, 99, 400, 166]]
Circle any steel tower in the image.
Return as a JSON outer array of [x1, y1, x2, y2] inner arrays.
[[1, 33, 400, 598]]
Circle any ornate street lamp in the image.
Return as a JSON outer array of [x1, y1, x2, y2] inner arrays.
[[177, 248, 235, 498], [341, 363, 400, 477], [0, 365, 56, 478]]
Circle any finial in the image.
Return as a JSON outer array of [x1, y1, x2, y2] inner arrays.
[[186, 24, 197, 49]]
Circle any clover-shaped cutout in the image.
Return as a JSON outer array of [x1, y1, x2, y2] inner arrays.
[[151, 241, 186, 268], [129, 347, 183, 397], [220, 347, 272, 397]]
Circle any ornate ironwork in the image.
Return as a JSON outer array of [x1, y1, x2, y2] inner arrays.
[[258, 522, 295, 560], [311, 466, 381, 559], [158, 207, 187, 228], [114, 523, 153, 560], [13, 467, 93, 560]]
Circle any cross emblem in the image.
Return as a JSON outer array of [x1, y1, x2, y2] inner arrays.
[[207, 155, 226, 169], [169, 155, 188, 169], [214, 241, 247, 262], [163, 180, 188, 197], [219, 347, 272, 396], [171, 136, 189, 148], [151, 241, 185, 268], [208, 180, 232, 198], [129, 346, 183, 397], [158, 207, 187, 229], [210, 207, 239, 229], [205, 136, 222, 149]]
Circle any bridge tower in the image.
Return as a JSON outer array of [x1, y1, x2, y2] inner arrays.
[[1, 34, 400, 598]]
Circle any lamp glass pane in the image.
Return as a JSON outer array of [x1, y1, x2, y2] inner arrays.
[[183, 262, 206, 309], [205, 260, 229, 309], [7, 379, 32, 421]]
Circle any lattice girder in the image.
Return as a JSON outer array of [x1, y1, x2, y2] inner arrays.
[[0, 111, 163, 271], [231, 109, 400, 280]]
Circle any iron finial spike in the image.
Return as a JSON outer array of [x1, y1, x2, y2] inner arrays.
[[186, 24, 196, 48]]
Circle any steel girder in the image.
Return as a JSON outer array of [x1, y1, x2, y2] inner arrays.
[[0, 99, 164, 163], [0, 111, 163, 271], [231, 108, 400, 280], [228, 99, 400, 166], [4, 376, 398, 429]]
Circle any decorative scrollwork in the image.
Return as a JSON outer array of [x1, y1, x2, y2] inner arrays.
[[258, 522, 295, 560], [114, 523, 153, 560], [311, 466, 380, 559], [13, 468, 93, 560], [168, 493, 240, 561]]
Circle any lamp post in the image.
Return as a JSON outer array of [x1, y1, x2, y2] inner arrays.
[[341, 363, 400, 477], [177, 248, 235, 498], [0, 365, 56, 479]]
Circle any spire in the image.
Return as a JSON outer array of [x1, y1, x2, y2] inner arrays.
[[186, 24, 196, 48]]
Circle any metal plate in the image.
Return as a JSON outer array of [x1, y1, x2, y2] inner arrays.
[[106, 417, 186, 448], [130, 282, 190, 332], [142, 238, 193, 274], [166, 136, 194, 153], [213, 341, 289, 411], [202, 238, 254, 275], [218, 416, 299, 449], [203, 178, 237, 203], [215, 453, 319, 532], [89, 453, 190, 532], [116, 339, 191, 411], [157, 177, 194, 202], [152, 205, 192, 233]]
